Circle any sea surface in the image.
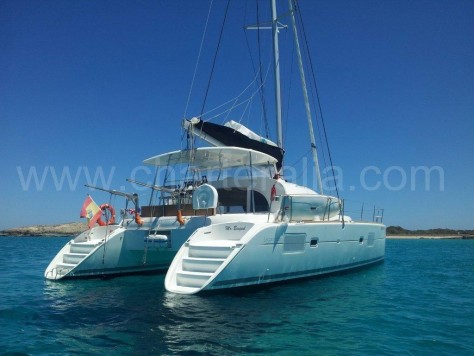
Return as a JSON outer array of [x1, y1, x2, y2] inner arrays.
[[0, 237, 473, 355]]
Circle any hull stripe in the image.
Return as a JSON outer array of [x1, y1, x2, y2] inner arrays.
[[66, 263, 169, 279], [212, 256, 384, 288]]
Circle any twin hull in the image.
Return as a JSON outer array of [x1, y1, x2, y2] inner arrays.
[[44, 217, 202, 280], [165, 221, 386, 294], [44, 215, 269, 280]]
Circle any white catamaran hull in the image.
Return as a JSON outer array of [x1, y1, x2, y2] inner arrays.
[[44, 213, 272, 280], [160, 0, 388, 295], [165, 221, 385, 294], [44, 217, 202, 280]]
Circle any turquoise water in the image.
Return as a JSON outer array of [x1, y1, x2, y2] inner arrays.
[[0, 237, 473, 355]]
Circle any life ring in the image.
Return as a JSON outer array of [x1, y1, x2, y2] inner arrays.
[[97, 204, 116, 226]]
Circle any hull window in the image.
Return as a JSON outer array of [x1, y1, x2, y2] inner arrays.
[[283, 233, 306, 253], [368, 232, 375, 246]]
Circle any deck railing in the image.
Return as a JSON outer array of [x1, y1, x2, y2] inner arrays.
[[275, 195, 384, 224], [342, 200, 384, 223]]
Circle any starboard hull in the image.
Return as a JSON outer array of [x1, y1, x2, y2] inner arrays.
[[165, 221, 386, 294]]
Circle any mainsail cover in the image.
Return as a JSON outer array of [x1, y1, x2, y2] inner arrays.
[[185, 118, 284, 170]]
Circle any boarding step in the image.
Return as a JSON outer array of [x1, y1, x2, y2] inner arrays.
[[63, 252, 88, 264], [176, 271, 213, 288], [182, 257, 225, 273], [55, 262, 76, 275], [168, 285, 202, 294], [70, 242, 101, 254], [188, 240, 239, 259]]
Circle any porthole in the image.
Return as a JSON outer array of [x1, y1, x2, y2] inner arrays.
[[310, 238, 319, 247]]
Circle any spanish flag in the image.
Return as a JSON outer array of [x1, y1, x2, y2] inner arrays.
[[80, 195, 101, 228]]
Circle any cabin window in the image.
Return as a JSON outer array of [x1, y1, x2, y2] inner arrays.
[[279, 195, 340, 222], [359, 236, 364, 244], [216, 188, 269, 214], [310, 238, 319, 247]]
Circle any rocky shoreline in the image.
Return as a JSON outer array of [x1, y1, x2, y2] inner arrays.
[[387, 235, 474, 239], [0, 222, 88, 237]]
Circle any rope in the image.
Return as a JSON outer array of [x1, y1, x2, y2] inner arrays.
[[244, 30, 269, 135], [295, 14, 328, 170], [221, 70, 261, 124], [290, 147, 313, 181], [101, 193, 116, 265], [144, 168, 162, 265], [294, 0, 340, 199], [183, 0, 214, 121], [198, 69, 268, 122], [284, 31, 295, 151], [200, 0, 231, 117], [255, 0, 270, 138]]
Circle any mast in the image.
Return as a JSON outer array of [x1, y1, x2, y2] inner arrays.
[[271, 0, 283, 152], [288, 0, 323, 194]]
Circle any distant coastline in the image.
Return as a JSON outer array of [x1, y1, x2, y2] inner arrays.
[[0, 222, 87, 237], [386, 235, 474, 240], [1, 222, 473, 239], [386, 226, 474, 239]]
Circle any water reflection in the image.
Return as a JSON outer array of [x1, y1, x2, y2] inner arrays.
[[41, 276, 166, 354], [44, 279, 130, 312], [39, 264, 387, 354], [156, 265, 386, 354], [159, 290, 279, 354], [4, 237, 472, 354]]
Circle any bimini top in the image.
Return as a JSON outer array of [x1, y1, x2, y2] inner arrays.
[[143, 146, 278, 170]]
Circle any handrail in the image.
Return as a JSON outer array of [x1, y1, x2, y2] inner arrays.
[[46, 267, 58, 280], [275, 195, 384, 224], [341, 199, 384, 223], [275, 194, 342, 223]]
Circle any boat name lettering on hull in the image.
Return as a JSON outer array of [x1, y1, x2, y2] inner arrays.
[[225, 225, 247, 231]]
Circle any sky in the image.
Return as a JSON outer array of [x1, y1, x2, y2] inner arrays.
[[1, 0, 473, 230]]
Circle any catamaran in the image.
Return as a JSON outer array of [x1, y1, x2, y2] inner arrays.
[[164, 0, 386, 294], [45, 0, 385, 285], [44, 146, 280, 280]]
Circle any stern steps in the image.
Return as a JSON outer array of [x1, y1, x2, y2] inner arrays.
[[63, 252, 88, 264], [182, 257, 225, 273], [48, 241, 102, 279], [172, 241, 239, 291]]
